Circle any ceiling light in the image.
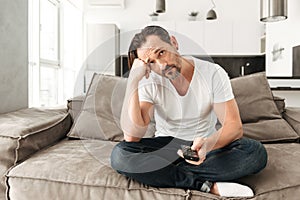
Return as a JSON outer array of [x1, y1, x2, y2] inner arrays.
[[206, 0, 217, 20], [260, 0, 287, 22], [156, 0, 165, 13]]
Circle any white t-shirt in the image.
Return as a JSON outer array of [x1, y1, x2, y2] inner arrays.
[[138, 57, 234, 141]]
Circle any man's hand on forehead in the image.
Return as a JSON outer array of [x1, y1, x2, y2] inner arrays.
[[138, 47, 159, 63]]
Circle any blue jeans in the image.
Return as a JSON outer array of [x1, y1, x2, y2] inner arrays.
[[110, 137, 267, 191]]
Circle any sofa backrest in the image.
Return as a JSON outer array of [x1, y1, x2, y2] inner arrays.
[[66, 72, 299, 143]]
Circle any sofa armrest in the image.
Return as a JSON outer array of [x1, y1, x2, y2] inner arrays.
[[0, 107, 72, 199], [283, 107, 300, 137]]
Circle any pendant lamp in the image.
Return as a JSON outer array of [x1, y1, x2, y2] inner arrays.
[[260, 0, 287, 22], [156, 0, 165, 13], [206, 0, 217, 20]]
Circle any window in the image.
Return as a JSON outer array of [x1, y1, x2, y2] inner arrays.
[[29, 0, 83, 107], [40, 0, 59, 62], [39, 0, 60, 106]]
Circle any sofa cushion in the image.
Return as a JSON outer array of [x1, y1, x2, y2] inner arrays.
[[230, 73, 299, 142], [230, 72, 281, 123], [0, 108, 71, 199], [6, 139, 190, 200], [242, 119, 299, 143], [67, 74, 127, 141], [67, 74, 156, 141], [283, 107, 300, 138], [6, 140, 300, 199]]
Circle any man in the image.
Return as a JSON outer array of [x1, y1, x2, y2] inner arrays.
[[111, 25, 267, 197]]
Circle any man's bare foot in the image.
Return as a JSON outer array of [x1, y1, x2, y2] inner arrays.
[[210, 183, 220, 195]]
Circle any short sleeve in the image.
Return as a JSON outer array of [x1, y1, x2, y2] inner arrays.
[[138, 78, 156, 104], [212, 66, 234, 103]]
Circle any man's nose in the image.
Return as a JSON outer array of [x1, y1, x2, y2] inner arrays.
[[157, 60, 167, 70]]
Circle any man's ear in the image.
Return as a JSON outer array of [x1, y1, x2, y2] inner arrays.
[[170, 36, 179, 50]]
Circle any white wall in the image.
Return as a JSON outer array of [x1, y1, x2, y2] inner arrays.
[[0, 0, 28, 114], [266, 0, 300, 77], [85, 0, 260, 25], [265, 0, 300, 107], [84, 0, 262, 54]]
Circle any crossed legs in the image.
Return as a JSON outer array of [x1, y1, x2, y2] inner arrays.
[[110, 136, 267, 192]]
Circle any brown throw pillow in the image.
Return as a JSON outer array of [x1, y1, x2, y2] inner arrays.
[[231, 72, 281, 123], [230, 72, 299, 142], [67, 74, 127, 141], [283, 107, 300, 138]]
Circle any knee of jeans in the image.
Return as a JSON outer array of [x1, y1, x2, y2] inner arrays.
[[241, 138, 262, 152], [110, 143, 127, 172], [249, 141, 268, 174], [257, 143, 268, 170]]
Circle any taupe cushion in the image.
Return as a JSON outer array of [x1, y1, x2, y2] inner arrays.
[[230, 72, 282, 123], [242, 119, 299, 143], [230, 72, 299, 142], [67, 74, 127, 141], [283, 107, 300, 138], [0, 108, 71, 199]]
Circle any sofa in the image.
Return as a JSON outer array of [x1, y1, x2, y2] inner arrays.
[[1, 72, 300, 200]]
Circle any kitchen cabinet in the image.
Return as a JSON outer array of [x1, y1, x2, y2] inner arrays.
[[204, 20, 233, 55], [175, 20, 263, 55], [119, 20, 263, 56], [232, 21, 263, 54], [175, 21, 205, 55]]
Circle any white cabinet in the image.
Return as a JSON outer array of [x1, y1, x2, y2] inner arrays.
[[175, 21, 205, 55], [232, 21, 263, 54], [204, 20, 233, 55], [176, 20, 262, 55], [119, 20, 263, 56]]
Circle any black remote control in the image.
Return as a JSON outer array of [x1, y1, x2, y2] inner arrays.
[[180, 145, 199, 161]]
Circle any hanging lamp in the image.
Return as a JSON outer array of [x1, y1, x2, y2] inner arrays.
[[260, 0, 287, 22], [206, 0, 217, 20], [155, 0, 165, 13]]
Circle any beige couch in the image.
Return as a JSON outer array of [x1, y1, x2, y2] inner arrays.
[[1, 72, 300, 200]]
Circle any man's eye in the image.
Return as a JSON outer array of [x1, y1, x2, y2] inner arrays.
[[159, 50, 165, 56]]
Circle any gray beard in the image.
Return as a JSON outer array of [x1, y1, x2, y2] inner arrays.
[[163, 65, 181, 80], [167, 70, 180, 80]]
